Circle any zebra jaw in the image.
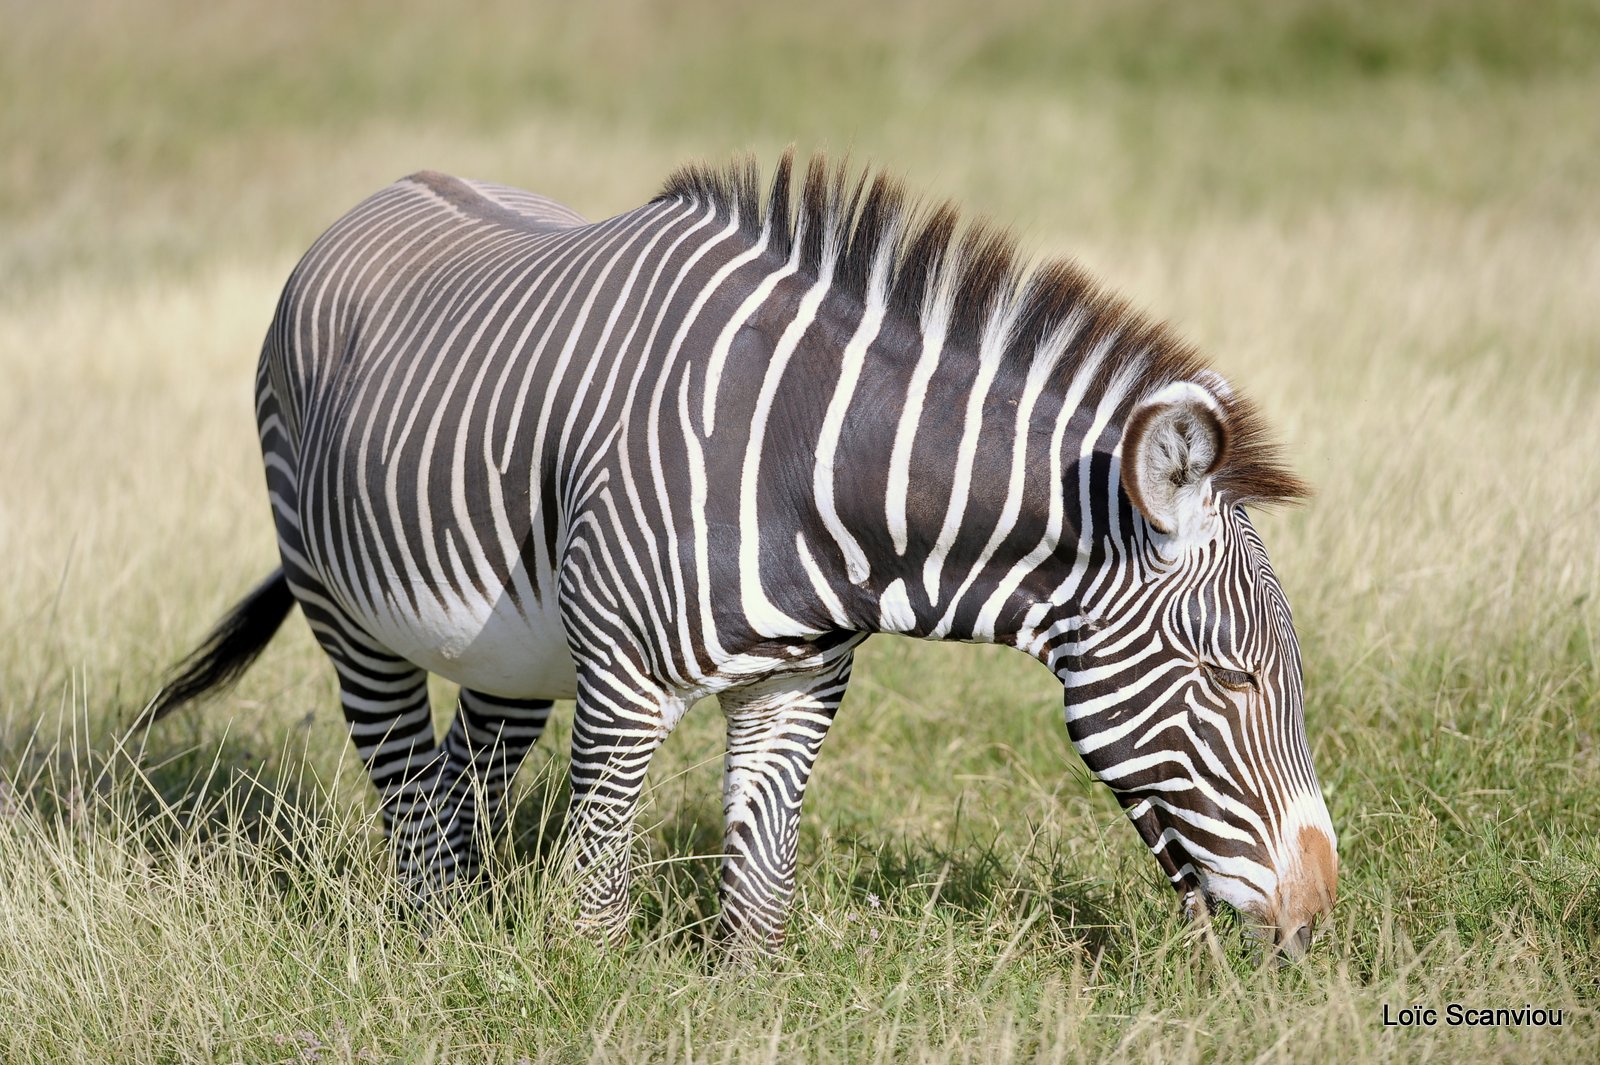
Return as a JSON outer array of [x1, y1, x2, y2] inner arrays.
[[1125, 798, 1217, 919]]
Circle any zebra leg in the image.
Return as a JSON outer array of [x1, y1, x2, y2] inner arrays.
[[717, 654, 853, 956], [314, 617, 546, 901], [281, 585, 452, 902], [430, 689, 554, 884], [319, 640, 449, 904], [562, 668, 682, 942]]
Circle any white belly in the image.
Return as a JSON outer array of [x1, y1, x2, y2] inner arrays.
[[350, 581, 579, 700]]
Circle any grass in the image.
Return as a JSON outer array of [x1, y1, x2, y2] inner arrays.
[[2, 0, 1598, 1060]]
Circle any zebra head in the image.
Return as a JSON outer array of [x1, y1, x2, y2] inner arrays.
[[1059, 379, 1336, 958]]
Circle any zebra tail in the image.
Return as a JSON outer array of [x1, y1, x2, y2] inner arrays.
[[134, 568, 296, 731]]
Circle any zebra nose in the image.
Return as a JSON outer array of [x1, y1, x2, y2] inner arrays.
[[1267, 823, 1337, 962], [1275, 920, 1315, 962]]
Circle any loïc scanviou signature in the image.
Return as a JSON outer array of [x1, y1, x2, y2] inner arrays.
[[1382, 1003, 1565, 1028]]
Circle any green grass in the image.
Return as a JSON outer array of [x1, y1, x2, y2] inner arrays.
[[2, 0, 1598, 1060]]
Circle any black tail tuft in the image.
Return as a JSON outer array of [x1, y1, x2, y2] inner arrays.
[[134, 569, 296, 732]]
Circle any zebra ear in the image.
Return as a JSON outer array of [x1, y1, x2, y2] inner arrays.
[[1120, 381, 1231, 538]]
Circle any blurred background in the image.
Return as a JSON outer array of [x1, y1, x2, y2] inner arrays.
[[10, 0, 1600, 285], [1, 1, 1598, 1060]]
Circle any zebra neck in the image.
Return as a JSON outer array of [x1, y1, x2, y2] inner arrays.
[[787, 302, 1124, 651]]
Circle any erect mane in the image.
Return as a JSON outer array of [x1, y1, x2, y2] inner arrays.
[[656, 150, 1308, 507]]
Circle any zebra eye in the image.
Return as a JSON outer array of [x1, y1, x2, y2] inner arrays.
[[1203, 662, 1258, 692]]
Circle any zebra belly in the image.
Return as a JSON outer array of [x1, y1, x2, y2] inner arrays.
[[348, 581, 580, 701]]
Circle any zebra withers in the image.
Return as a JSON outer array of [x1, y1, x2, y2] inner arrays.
[[142, 152, 1337, 958]]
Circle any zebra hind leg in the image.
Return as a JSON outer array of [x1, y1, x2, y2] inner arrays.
[[291, 590, 457, 906], [322, 647, 454, 908], [431, 689, 554, 888]]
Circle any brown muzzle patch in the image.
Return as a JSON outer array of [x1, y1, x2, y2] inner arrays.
[[1276, 824, 1338, 934]]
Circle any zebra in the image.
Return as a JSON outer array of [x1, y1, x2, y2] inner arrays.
[[141, 150, 1337, 958]]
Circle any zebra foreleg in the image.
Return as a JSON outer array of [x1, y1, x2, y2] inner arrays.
[[717, 655, 853, 957], [562, 668, 682, 943]]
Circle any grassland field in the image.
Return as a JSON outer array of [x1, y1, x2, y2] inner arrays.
[[2, 1, 1598, 1061]]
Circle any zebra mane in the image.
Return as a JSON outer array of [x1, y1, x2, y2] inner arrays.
[[656, 150, 1308, 507]]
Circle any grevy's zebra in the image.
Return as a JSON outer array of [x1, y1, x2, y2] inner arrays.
[[143, 152, 1337, 958]]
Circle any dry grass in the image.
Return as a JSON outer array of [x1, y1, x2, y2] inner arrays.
[[2, 1, 1597, 1060]]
